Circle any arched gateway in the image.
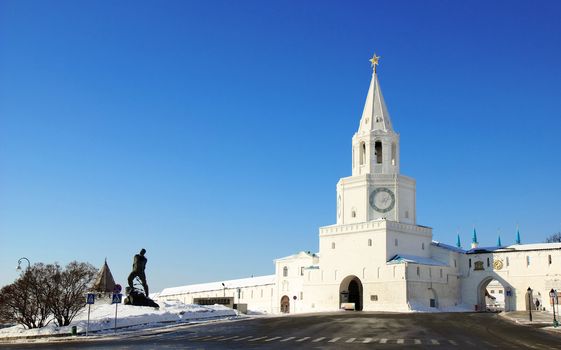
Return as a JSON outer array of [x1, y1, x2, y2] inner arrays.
[[339, 275, 363, 311], [280, 295, 290, 313]]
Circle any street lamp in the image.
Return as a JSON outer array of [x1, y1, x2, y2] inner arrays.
[[527, 287, 533, 322], [221, 283, 226, 297], [16, 257, 30, 271], [551, 289, 559, 327]]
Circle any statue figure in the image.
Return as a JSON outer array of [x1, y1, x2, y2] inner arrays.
[[127, 248, 149, 296]]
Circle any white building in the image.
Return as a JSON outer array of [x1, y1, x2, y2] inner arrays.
[[158, 56, 561, 314]]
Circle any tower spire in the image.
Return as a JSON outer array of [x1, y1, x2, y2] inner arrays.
[[471, 227, 479, 249], [515, 225, 521, 244], [358, 53, 393, 134], [456, 232, 461, 248]]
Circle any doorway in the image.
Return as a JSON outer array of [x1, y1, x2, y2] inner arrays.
[[280, 295, 290, 313], [339, 275, 363, 311]]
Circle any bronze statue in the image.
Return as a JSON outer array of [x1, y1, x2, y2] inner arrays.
[[127, 248, 149, 296]]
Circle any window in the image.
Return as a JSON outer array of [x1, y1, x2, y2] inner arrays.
[[490, 290, 495, 293], [430, 299, 436, 308], [422, 242, 425, 250], [251, 290, 254, 299], [332, 242, 336, 249], [416, 266, 420, 276], [300, 292, 303, 300], [499, 290, 503, 294], [360, 142, 366, 165], [440, 269, 443, 278], [405, 210, 409, 219], [469, 259, 472, 268], [454, 259, 457, 268], [391, 143, 396, 166], [506, 257, 509, 266], [368, 239, 372, 246], [260, 289, 263, 298], [395, 238, 398, 247], [351, 210, 356, 218], [283, 266, 288, 277], [371, 295, 378, 301], [549, 255, 552, 265], [375, 141, 383, 164], [527, 256, 531, 266], [487, 257, 490, 267], [300, 267, 304, 276]]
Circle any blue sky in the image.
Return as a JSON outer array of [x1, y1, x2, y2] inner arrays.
[[1, 1, 560, 292]]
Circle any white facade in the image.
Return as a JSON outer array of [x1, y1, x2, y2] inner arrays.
[[157, 59, 561, 314]]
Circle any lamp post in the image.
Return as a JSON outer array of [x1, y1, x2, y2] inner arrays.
[[221, 283, 226, 297], [16, 257, 30, 271], [551, 289, 559, 327], [527, 287, 533, 322]]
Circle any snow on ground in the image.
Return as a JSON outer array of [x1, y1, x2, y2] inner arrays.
[[0, 299, 238, 339]]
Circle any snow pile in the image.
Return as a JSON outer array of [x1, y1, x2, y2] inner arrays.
[[0, 300, 238, 339]]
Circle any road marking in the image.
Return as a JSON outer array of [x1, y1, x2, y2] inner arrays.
[[234, 336, 253, 341], [328, 337, 341, 343], [362, 337, 373, 343], [248, 336, 268, 342], [204, 336, 225, 341], [449, 339, 458, 345], [190, 335, 213, 340], [265, 336, 282, 342], [431, 339, 440, 345], [380, 338, 388, 344], [414, 339, 421, 344], [465, 340, 476, 346], [296, 337, 310, 342], [312, 337, 325, 342], [483, 341, 497, 348], [345, 337, 356, 343], [218, 336, 239, 341], [397, 339, 404, 344], [280, 337, 295, 342]]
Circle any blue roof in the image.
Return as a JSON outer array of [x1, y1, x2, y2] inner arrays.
[[431, 241, 465, 253], [387, 254, 448, 267]]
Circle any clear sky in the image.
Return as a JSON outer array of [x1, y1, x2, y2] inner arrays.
[[1, 0, 560, 292]]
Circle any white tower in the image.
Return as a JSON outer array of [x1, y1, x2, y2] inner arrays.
[[336, 55, 416, 225]]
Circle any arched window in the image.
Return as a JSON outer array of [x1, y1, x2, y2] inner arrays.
[[283, 266, 288, 277], [360, 142, 366, 165], [368, 238, 372, 246], [331, 242, 336, 249], [391, 143, 396, 166], [375, 141, 383, 164]]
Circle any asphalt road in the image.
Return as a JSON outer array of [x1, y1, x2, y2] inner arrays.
[[1, 312, 560, 349]]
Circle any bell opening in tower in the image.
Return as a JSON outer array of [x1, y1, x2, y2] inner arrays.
[[375, 141, 383, 164]]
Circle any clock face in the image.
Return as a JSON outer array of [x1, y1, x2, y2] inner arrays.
[[493, 260, 503, 270], [369, 187, 395, 213]]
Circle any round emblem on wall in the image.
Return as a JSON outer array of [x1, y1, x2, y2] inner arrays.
[[369, 187, 395, 213], [493, 260, 504, 270]]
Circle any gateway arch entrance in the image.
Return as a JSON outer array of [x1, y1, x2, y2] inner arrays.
[[339, 275, 363, 311]]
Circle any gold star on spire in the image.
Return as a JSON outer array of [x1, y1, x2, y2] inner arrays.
[[369, 53, 381, 72]]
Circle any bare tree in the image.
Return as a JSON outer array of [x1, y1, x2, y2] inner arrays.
[[0, 264, 53, 329], [49, 261, 97, 326], [545, 232, 561, 243]]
